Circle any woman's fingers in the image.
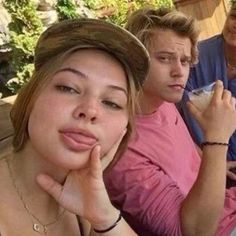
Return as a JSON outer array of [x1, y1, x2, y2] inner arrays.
[[90, 145, 103, 179], [36, 174, 64, 202], [89, 129, 127, 179]]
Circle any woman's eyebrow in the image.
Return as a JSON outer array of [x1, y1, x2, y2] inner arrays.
[[56, 67, 127, 95], [108, 85, 128, 96], [55, 67, 88, 79]]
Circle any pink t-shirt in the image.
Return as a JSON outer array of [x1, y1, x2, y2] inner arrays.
[[104, 102, 236, 236]]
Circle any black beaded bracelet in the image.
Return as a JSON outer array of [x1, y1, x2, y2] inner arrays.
[[201, 141, 229, 148], [93, 212, 122, 233]]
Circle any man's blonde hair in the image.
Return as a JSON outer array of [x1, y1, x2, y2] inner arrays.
[[126, 7, 199, 64]]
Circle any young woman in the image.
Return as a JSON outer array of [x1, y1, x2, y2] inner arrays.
[[0, 18, 149, 236]]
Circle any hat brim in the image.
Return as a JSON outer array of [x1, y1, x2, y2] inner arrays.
[[34, 18, 149, 89]]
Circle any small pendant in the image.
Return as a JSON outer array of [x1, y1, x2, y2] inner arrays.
[[33, 223, 47, 234]]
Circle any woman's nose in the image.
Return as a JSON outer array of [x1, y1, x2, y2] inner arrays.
[[72, 99, 99, 122]]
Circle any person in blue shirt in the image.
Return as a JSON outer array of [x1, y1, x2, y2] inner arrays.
[[180, 1, 236, 186]]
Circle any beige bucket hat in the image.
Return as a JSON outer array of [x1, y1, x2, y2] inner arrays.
[[34, 18, 150, 89]]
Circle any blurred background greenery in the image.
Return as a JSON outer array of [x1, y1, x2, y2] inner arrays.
[[0, 0, 172, 97]]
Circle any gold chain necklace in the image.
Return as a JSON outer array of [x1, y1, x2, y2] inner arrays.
[[6, 159, 66, 235]]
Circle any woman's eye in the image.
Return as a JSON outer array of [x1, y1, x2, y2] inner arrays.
[[102, 100, 122, 110], [55, 85, 78, 94]]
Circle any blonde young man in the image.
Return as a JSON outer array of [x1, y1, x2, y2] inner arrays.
[[104, 7, 236, 236]]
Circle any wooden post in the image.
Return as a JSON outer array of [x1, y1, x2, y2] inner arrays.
[[0, 95, 15, 158], [173, 0, 228, 40]]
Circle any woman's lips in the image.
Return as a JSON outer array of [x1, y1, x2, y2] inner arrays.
[[59, 130, 98, 152]]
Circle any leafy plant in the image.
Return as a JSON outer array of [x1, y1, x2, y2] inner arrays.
[[83, 0, 104, 9], [56, 0, 79, 20], [84, 0, 173, 26], [2, 0, 173, 95], [4, 0, 43, 94]]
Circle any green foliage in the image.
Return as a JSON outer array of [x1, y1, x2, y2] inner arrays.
[[56, 0, 79, 20], [3, 0, 173, 94], [4, 0, 43, 94], [106, 0, 131, 26], [83, 0, 104, 9], [84, 0, 173, 26]]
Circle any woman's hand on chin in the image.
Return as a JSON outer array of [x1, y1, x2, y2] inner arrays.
[[35, 141, 121, 225]]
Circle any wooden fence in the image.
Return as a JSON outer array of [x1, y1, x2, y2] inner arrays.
[[0, 95, 14, 158], [174, 0, 229, 40]]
